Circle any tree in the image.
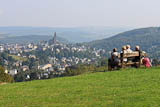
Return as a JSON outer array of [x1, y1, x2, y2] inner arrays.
[[14, 71, 28, 82], [152, 59, 159, 66]]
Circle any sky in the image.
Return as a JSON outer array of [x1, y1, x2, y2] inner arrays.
[[0, 0, 160, 28]]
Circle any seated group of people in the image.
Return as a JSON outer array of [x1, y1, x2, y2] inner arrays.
[[109, 45, 151, 68]]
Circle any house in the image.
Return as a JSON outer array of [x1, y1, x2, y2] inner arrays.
[[13, 61, 22, 67], [0, 46, 4, 52], [22, 65, 29, 71], [8, 69, 18, 76], [39, 64, 52, 70], [5, 69, 8, 74], [29, 55, 36, 59]]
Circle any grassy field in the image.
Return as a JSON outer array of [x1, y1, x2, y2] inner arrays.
[[1, 67, 160, 107], [9, 54, 28, 61]]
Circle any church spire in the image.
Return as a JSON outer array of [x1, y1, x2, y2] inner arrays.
[[53, 32, 56, 44]]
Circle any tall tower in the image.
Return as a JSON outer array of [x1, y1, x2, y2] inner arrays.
[[53, 32, 56, 44]]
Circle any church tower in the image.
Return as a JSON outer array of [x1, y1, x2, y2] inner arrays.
[[53, 32, 56, 44]]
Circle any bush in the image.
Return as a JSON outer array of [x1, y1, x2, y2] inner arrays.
[[65, 65, 95, 76], [14, 71, 28, 82], [0, 66, 14, 83]]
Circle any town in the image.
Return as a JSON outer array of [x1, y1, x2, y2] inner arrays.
[[0, 33, 106, 81]]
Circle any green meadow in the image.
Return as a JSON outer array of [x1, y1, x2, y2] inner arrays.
[[1, 68, 160, 107]]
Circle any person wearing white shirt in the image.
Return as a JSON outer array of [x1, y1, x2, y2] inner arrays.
[[121, 46, 127, 62], [126, 45, 132, 53]]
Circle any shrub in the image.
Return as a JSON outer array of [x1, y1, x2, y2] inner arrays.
[[0, 66, 14, 83], [65, 65, 95, 76]]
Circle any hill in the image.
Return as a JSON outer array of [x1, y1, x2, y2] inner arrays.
[[0, 68, 160, 106], [0, 26, 129, 43], [0, 35, 69, 44], [88, 27, 160, 57]]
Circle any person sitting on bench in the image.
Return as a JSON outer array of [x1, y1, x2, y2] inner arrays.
[[108, 48, 120, 69], [135, 45, 140, 51], [132, 45, 141, 63], [111, 48, 119, 63], [121, 46, 127, 62], [126, 45, 132, 53], [126, 45, 133, 62]]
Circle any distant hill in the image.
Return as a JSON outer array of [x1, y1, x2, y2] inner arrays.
[[88, 27, 160, 57], [0, 26, 130, 43], [0, 35, 69, 44]]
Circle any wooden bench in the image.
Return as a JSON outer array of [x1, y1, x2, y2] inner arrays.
[[120, 51, 141, 68], [108, 51, 145, 70]]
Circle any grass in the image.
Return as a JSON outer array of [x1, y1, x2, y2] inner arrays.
[[1, 67, 160, 107], [9, 54, 28, 61]]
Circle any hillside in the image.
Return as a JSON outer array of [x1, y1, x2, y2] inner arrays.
[[0, 35, 69, 44], [1, 68, 160, 106], [88, 27, 160, 57], [0, 26, 129, 43]]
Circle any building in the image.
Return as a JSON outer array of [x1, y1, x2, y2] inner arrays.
[[39, 64, 52, 70], [53, 32, 57, 44]]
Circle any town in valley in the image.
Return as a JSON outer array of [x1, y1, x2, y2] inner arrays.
[[0, 32, 106, 81]]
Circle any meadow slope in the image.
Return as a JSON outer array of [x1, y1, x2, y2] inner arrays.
[[0, 68, 160, 107]]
